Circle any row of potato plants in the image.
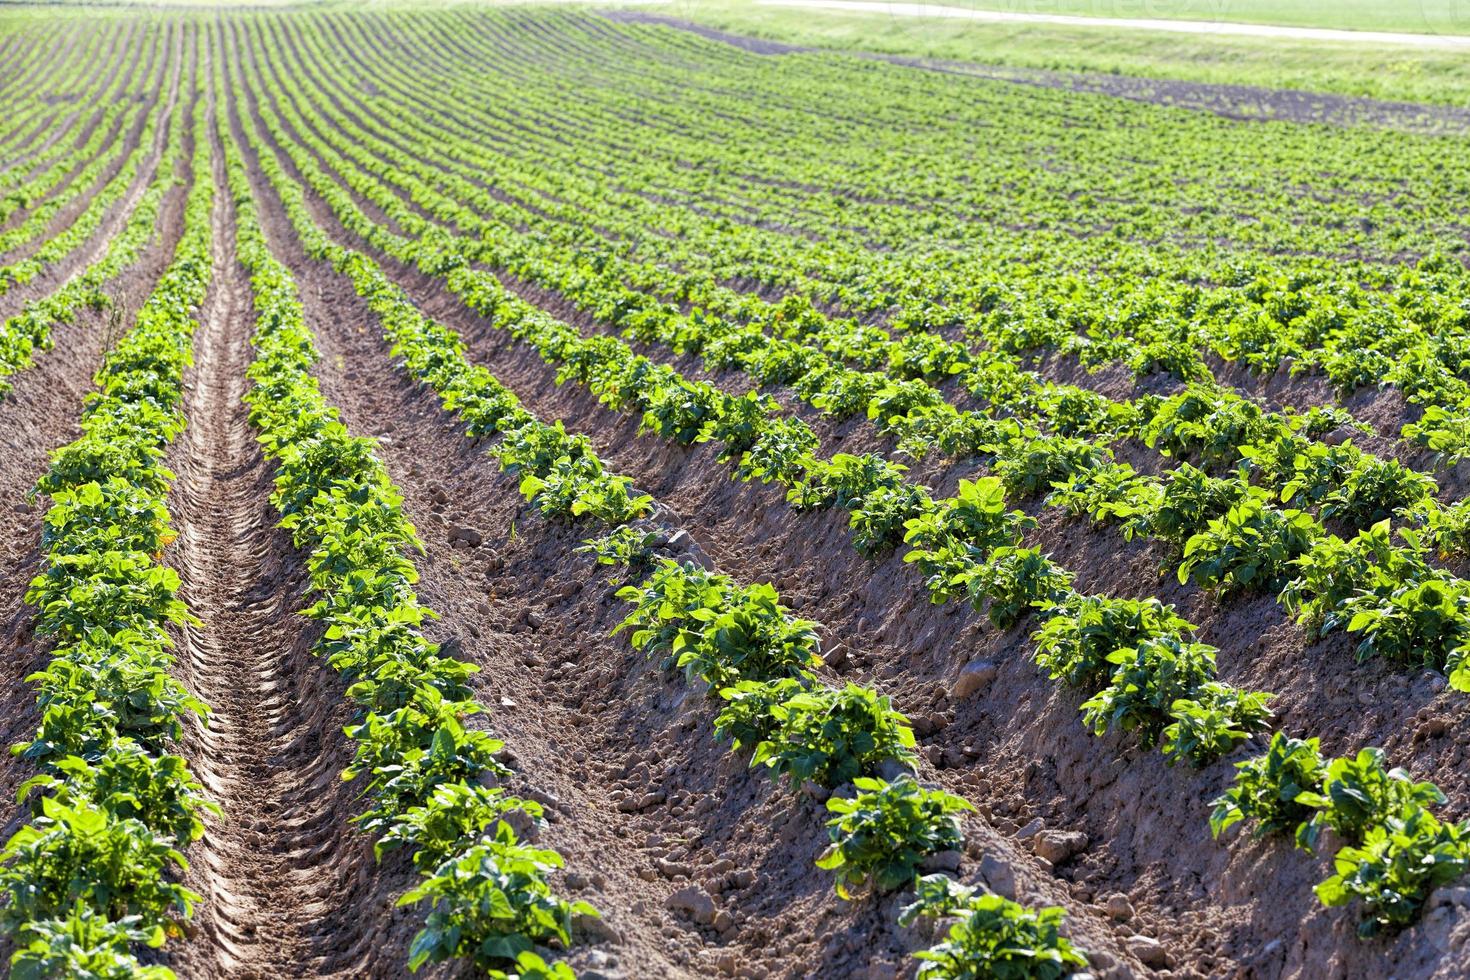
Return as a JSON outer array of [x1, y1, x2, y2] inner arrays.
[[0, 87, 213, 979], [590, 531, 1089, 979], [236, 63, 1470, 937], [220, 88, 607, 979], [48, 0, 1470, 464], [0, 54, 189, 399], [244, 26, 1470, 699], [278, 7, 1470, 465]]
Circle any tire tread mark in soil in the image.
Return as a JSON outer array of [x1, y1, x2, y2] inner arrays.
[[164, 85, 400, 980]]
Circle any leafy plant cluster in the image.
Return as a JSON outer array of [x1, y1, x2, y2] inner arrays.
[[1033, 594, 1271, 767], [1212, 735, 1469, 936], [898, 875, 1089, 980]]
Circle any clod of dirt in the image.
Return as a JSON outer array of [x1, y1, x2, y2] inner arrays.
[[912, 712, 950, 737], [666, 885, 717, 926], [949, 659, 998, 699], [1034, 830, 1089, 864], [920, 849, 963, 873], [448, 525, 483, 547], [1105, 893, 1135, 921], [1126, 934, 1170, 969]]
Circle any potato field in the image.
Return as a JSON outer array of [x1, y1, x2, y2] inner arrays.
[[1, 4, 1470, 979]]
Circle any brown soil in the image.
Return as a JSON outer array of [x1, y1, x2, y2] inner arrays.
[[163, 129, 396, 979]]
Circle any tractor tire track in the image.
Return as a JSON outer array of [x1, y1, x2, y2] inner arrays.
[[164, 100, 399, 980]]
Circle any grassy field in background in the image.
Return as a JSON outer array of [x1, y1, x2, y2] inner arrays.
[[737, 1, 1470, 35], [667, 0, 1470, 105]]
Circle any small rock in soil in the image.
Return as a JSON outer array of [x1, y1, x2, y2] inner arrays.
[[1016, 817, 1045, 839], [877, 758, 911, 781], [978, 854, 1016, 899]]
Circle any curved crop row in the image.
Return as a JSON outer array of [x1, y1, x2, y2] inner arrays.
[[277, 8, 1470, 463], [240, 26, 1470, 710]]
